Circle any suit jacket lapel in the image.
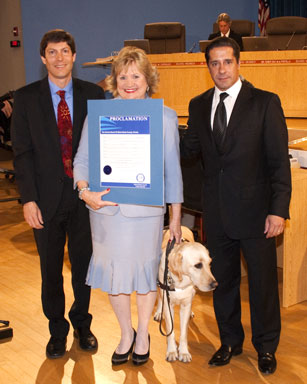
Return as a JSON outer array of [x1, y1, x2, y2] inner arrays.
[[202, 88, 215, 143], [224, 83, 253, 152], [39, 77, 62, 155], [72, 78, 87, 154]]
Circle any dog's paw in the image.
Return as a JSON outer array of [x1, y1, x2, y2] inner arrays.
[[166, 350, 178, 362], [178, 351, 192, 363], [153, 311, 162, 322]]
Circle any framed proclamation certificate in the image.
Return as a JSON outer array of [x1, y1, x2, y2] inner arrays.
[[87, 98, 164, 206]]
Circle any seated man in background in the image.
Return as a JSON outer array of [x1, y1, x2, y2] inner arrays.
[[208, 13, 243, 51]]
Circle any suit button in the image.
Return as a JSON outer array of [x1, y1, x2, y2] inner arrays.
[[220, 168, 224, 173], [60, 177, 65, 183]]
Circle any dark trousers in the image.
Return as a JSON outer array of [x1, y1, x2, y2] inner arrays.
[[207, 232, 281, 354], [34, 178, 93, 338]]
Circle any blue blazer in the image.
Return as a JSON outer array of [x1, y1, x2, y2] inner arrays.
[[74, 103, 183, 217]]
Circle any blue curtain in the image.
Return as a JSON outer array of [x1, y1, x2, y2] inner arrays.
[[270, 0, 307, 17]]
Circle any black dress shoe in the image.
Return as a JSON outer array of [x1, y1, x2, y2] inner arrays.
[[132, 335, 150, 366], [209, 344, 243, 366], [73, 327, 98, 351], [46, 336, 67, 359], [112, 329, 136, 365], [258, 352, 276, 374]]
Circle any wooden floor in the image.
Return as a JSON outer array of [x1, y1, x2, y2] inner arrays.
[[1, 159, 307, 383]]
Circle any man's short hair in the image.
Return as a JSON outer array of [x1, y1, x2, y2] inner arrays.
[[40, 29, 76, 57], [216, 13, 231, 24], [205, 36, 240, 64]]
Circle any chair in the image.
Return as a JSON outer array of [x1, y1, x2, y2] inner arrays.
[[199, 40, 211, 53], [179, 125, 205, 242], [0, 146, 19, 202], [144, 22, 186, 53], [242, 36, 269, 51], [213, 19, 255, 37], [0, 95, 16, 187], [124, 39, 151, 53], [265, 16, 307, 50]]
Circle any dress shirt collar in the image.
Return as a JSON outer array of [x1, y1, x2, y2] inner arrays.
[[48, 77, 73, 96], [221, 30, 230, 37], [211, 78, 242, 128], [213, 77, 242, 103]]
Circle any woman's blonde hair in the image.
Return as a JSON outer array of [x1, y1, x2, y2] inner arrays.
[[105, 46, 159, 97]]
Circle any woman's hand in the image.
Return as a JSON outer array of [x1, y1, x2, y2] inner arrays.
[[169, 203, 182, 244], [81, 188, 118, 210]]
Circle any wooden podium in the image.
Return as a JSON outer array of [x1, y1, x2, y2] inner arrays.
[[84, 50, 307, 119], [276, 167, 307, 307], [148, 50, 307, 119]]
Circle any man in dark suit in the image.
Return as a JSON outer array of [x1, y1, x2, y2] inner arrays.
[[11, 30, 105, 359], [208, 13, 243, 51], [181, 37, 291, 375]]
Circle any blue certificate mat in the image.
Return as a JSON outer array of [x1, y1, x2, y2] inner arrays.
[[88, 98, 164, 206]]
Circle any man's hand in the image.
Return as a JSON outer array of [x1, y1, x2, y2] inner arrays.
[[264, 214, 285, 239], [23, 201, 44, 229]]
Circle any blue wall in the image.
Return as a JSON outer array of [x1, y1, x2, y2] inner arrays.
[[20, 0, 258, 85]]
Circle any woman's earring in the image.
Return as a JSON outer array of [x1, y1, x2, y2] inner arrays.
[[147, 86, 150, 93]]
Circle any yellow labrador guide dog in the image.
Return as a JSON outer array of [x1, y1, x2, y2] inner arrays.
[[154, 226, 217, 362]]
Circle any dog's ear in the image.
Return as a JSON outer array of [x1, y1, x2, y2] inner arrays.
[[168, 250, 184, 281]]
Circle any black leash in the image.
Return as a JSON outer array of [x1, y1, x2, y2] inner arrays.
[[0, 320, 9, 327], [158, 238, 176, 337]]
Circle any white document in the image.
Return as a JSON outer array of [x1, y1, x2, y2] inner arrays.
[[99, 115, 151, 188]]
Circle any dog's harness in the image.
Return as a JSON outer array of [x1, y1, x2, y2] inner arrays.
[[157, 237, 190, 292], [157, 237, 190, 337], [157, 238, 176, 291], [157, 276, 176, 292]]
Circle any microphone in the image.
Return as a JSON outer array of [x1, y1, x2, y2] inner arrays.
[[285, 31, 296, 50], [187, 42, 196, 53]]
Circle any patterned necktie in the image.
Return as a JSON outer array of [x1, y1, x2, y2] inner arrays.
[[213, 92, 229, 153], [57, 90, 73, 178]]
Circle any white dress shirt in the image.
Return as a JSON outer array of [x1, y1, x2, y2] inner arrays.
[[211, 78, 242, 129]]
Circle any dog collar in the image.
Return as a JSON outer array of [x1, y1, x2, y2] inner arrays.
[[157, 277, 175, 291]]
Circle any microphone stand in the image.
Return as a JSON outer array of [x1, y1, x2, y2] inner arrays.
[[285, 31, 296, 50], [187, 42, 196, 53]]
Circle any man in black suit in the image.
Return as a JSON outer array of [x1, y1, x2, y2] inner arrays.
[[208, 13, 243, 51], [11, 30, 105, 359], [181, 37, 291, 375]]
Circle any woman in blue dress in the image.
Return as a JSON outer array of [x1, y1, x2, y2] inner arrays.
[[74, 46, 183, 366]]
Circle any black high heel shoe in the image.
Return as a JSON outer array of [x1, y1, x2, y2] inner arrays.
[[111, 329, 136, 365], [132, 335, 150, 366]]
